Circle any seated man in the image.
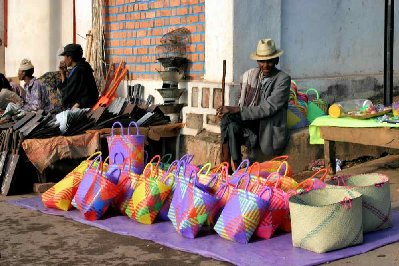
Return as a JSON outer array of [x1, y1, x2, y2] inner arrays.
[[58, 43, 99, 109], [217, 38, 291, 171], [18, 59, 51, 112]]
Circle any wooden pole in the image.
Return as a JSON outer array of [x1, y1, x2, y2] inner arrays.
[[221, 60, 226, 106]]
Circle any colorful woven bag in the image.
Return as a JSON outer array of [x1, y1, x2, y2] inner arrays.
[[126, 156, 174, 224], [73, 155, 120, 221], [295, 169, 328, 194], [158, 154, 199, 221], [289, 187, 363, 253], [168, 167, 220, 238], [107, 121, 145, 174], [41, 151, 103, 211], [111, 158, 142, 214], [327, 173, 392, 232], [287, 87, 308, 130], [254, 172, 295, 240], [214, 173, 272, 244], [305, 88, 328, 123]]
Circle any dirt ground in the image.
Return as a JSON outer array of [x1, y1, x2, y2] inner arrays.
[[1, 155, 399, 266]]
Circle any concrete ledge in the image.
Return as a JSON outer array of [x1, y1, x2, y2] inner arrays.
[[181, 128, 399, 174]]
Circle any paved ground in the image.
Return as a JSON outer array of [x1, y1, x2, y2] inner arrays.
[[1, 155, 399, 266]]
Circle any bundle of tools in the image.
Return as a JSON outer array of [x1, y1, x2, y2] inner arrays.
[[92, 61, 128, 111], [0, 129, 24, 195]]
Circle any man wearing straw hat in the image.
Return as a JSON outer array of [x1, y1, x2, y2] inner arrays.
[[217, 38, 291, 171]]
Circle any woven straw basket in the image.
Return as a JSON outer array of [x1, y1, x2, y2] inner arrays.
[[289, 187, 363, 253]]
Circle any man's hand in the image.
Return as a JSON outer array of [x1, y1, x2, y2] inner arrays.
[[216, 106, 240, 118], [59, 61, 67, 82]]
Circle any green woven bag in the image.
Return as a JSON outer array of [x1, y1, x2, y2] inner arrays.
[[289, 187, 363, 253], [326, 173, 392, 233], [305, 88, 328, 123]]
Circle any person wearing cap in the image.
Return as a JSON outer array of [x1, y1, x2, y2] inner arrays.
[[216, 38, 291, 171], [17, 59, 51, 112], [58, 43, 98, 109]]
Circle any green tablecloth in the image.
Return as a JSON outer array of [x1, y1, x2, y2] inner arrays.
[[309, 115, 399, 144]]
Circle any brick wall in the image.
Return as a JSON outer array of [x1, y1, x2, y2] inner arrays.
[[103, 0, 205, 80]]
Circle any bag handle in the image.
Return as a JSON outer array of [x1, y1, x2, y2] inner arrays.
[[206, 164, 228, 188], [211, 162, 229, 174], [161, 159, 180, 183], [258, 186, 273, 201], [232, 159, 250, 175], [161, 153, 173, 164], [87, 155, 104, 175], [277, 161, 289, 177], [86, 151, 102, 161], [270, 155, 289, 161], [111, 121, 124, 137], [113, 152, 125, 165], [127, 121, 140, 136], [235, 172, 251, 191], [248, 162, 261, 177], [305, 88, 320, 100], [180, 154, 194, 164]]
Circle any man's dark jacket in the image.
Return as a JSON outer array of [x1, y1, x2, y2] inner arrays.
[[60, 59, 98, 108]]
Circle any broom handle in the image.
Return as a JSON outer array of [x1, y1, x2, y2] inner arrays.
[[222, 60, 226, 106]]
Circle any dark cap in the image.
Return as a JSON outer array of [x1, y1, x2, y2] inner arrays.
[[59, 43, 83, 57]]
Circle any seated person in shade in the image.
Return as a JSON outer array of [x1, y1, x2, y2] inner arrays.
[[18, 59, 51, 112], [0, 73, 22, 109], [216, 38, 291, 172], [58, 43, 99, 109]]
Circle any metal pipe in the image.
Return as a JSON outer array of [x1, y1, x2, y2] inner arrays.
[[384, 0, 394, 106]]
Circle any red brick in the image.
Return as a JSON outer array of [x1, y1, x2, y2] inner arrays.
[[152, 28, 163, 35], [146, 11, 156, 18], [141, 12, 146, 19], [187, 15, 198, 23], [142, 38, 151, 46], [170, 0, 180, 7], [132, 12, 140, 19], [199, 14, 205, 22], [177, 7, 188, 15], [155, 18, 164, 27], [117, 14, 125, 20], [197, 44, 205, 52], [126, 21, 134, 29], [137, 30, 147, 37], [161, 9, 172, 16], [151, 1, 164, 9], [181, 17, 187, 24], [139, 3, 148, 10], [136, 65, 145, 72], [192, 63, 203, 71], [138, 47, 148, 54], [188, 0, 199, 4], [197, 24, 203, 32], [186, 25, 197, 33], [191, 34, 201, 42], [170, 17, 181, 25], [126, 39, 134, 46], [193, 5, 203, 13]]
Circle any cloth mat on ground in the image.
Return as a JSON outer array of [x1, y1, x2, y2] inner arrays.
[[309, 116, 399, 144], [8, 196, 399, 266]]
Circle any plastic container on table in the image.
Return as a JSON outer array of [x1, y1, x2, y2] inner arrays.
[[328, 99, 373, 118]]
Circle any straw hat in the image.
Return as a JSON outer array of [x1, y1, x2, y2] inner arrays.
[[250, 39, 284, 61], [19, 59, 34, 71]]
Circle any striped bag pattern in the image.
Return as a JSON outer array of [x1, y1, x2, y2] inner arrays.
[[41, 151, 104, 211], [73, 156, 120, 221], [125, 157, 173, 224], [289, 187, 363, 253], [214, 174, 272, 244], [168, 168, 219, 238]]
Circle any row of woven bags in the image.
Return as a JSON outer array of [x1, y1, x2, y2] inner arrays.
[[41, 121, 392, 253], [287, 80, 329, 130]]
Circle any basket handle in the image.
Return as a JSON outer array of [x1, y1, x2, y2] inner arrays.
[[248, 161, 261, 177], [180, 154, 194, 164], [161, 153, 173, 164], [127, 121, 140, 136], [86, 151, 102, 161], [111, 121, 124, 137], [305, 88, 320, 100], [270, 155, 289, 161], [87, 155, 104, 175]]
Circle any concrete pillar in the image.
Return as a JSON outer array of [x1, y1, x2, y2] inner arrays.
[[0, 0, 5, 73]]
